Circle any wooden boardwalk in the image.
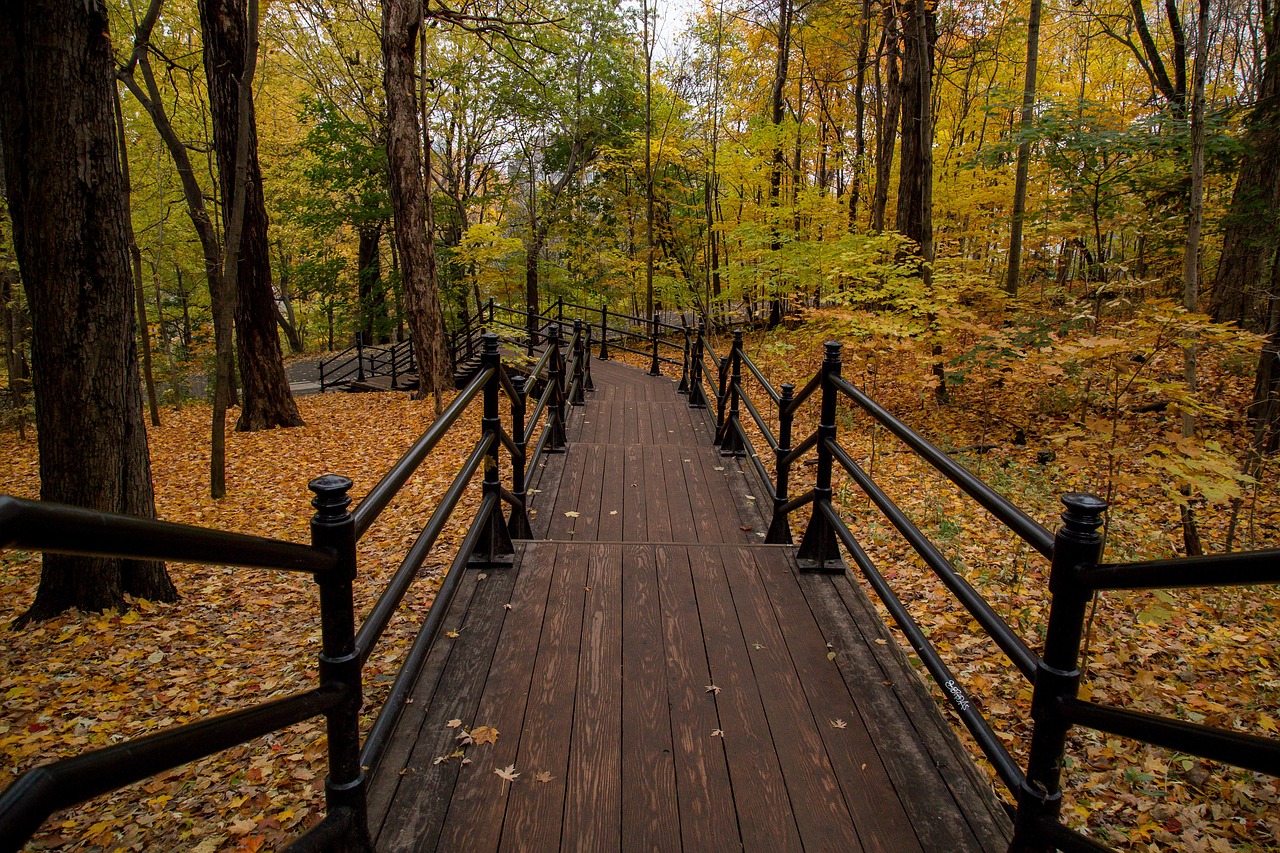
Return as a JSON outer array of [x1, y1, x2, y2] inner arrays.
[[367, 359, 1012, 852]]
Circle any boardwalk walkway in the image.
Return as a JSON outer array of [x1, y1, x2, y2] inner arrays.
[[366, 359, 1012, 852]]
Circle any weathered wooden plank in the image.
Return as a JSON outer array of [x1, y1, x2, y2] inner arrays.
[[546, 437, 589, 540], [658, 444, 700, 542], [621, 444, 648, 542], [374, 565, 517, 851], [747, 547, 924, 853], [365, 568, 483, 836], [620, 544, 681, 851], [691, 545, 804, 852], [497, 545, 588, 851], [655, 545, 742, 850], [823, 572, 1014, 851], [596, 442, 626, 541], [563, 544, 624, 848], [571, 443, 606, 541], [641, 444, 674, 542], [432, 541, 558, 851], [717, 545, 864, 852]]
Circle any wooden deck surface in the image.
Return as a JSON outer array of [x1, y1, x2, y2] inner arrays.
[[367, 359, 1012, 851]]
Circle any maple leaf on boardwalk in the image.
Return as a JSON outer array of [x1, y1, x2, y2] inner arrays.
[[470, 725, 499, 746], [705, 684, 721, 694], [495, 765, 519, 783], [564, 510, 580, 518], [445, 719, 463, 729], [455, 730, 475, 746], [711, 729, 724, 737], [534, 771, 554, 783], [830, 719, 848, 729]]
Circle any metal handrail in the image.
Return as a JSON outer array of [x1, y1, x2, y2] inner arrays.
[[0, 496, 339, 575], [352, 368, 491, 537], [829, 373, 1054, 557], [827, 438, 1041, 680]]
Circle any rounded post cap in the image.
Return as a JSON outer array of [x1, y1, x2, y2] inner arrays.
[[482, 331, 499, 351], [1061, 492, 1108, 532], [780, 382, 795, 396], [732, 329, 743, 341], [824, 340, 843, 361], [309, 474, 353, 517]]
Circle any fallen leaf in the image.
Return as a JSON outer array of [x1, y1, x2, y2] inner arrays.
[[564, 511, 580, 518], [711, 729, 724, 737], [446, 719, 463, 729], [534, 771, 554, 783], [446, 629, 460, 639], [495, 764, 520, 783], [830, 719, 848, 729], [705, 684, 721, 694], [470, 725, 499, 746]]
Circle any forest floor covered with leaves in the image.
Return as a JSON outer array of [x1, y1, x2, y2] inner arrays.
[[2, 299, 1279, 851]]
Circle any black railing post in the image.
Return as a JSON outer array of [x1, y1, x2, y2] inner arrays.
[[649, 312, 661, 376], [583, 323, 595, 391], [766, 382, 795, 544], [571, 320, 587, 406], [718, 331, 746, 456], [548, 325, 567, 452], [557, 296, 565, 326], [355, 333, 366, 382], [308, 474, 372, 850], [507, 375, 533, 540], [678, 325, 691, 394], [392, 343, 401, 390], [472, 333, 515, 566], [713, 356, 730, 445], [688, 323, 707, 409], [319, 360, 327, 394], [796, 341, 844, 572], [598, 305, 610, 360], [407, 338, 416, 374], [1011, 493, 1107, 852], [488, 297, 495, 324]]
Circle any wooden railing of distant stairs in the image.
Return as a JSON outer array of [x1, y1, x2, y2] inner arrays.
[[318, 336, 418, 393], [687, 326, 1280, 853], [0, 315, 595, 852]]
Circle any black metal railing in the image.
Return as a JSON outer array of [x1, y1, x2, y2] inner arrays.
[[0, 315, 591, 851], [318, 336, 417, 393], [687, 330, 1280, 853]]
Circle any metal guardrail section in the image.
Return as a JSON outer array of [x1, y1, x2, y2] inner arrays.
[[0, 314, 594, 852], [318, 338, 416, 392], [687, 330, 1280, 853]]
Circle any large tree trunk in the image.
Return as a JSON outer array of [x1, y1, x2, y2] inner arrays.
[[382, 0, 450, 402], [871, 6, 901, 234], [199, 0, 303, 432], [1250, 253, 1280, 455], [1211, 7, 1280, 327], [0, 0, 177, 623], [896, 0, 936, 263]]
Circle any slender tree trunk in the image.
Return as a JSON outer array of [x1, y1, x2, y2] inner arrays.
[[0, 0, 176, 622], [644, 0, 656, 323], [358, 224, 384, 342], [382, 0, 450, 402], [1250, 252, 1280, 456], [199, 0, 303, 432], [850, 0, 872, 230], [114, 90, 162, 428], [896, 0, 936, 266], [1179, 0, 1211, 557], [1005, 0, 1043, 295], [768, 0, 793, 329]]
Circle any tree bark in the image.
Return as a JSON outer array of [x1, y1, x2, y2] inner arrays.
[[871, 6, 901, 234], [1005, 0, 1043, 295], [0, 0, 177, 622], [358, 223, 385, 343], [199, 0, 303, 432], [768, 0, 793, 329], [1211, 7, 1280, 326], [382, 0, 450, 401], [896, 0, 936, 267]]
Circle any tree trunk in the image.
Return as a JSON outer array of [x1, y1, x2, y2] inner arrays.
[[0, 0, 177, 623], [896, 0, 936, 266], [358, 223, 385, 343], [767, 0, 793, 329], [382, 0, 450, 401], [1249, 251, 1280, 455], [199, 0, 303, 432], [849, 0, 872, 231], [1211, 8, 1280, 326], [871, 7, 901, 234], [1005, 0, 1043, 296]]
